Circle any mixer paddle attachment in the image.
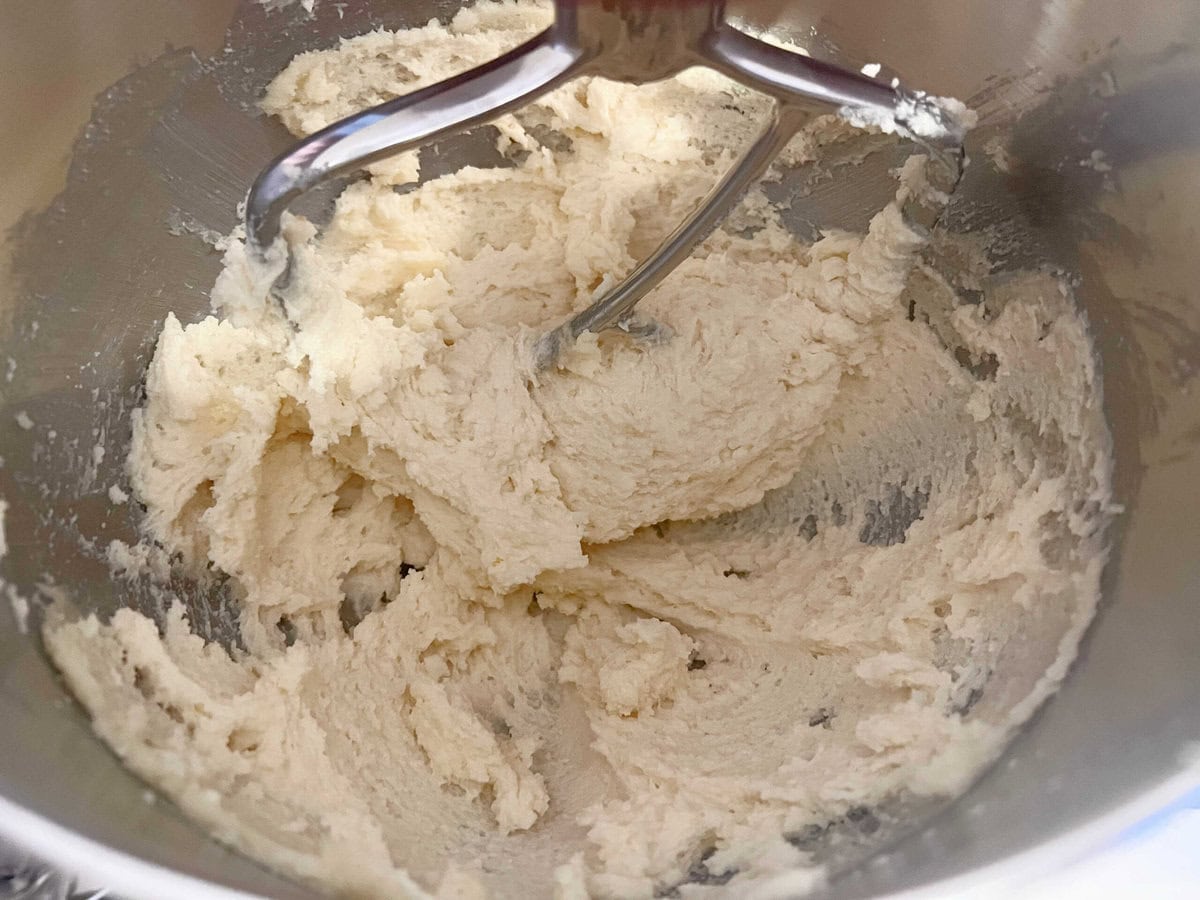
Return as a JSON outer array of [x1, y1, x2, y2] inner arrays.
[[244, 0, 971, 368]]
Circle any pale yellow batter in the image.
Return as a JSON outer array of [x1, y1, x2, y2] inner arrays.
[[44, 4, 1113, 898]]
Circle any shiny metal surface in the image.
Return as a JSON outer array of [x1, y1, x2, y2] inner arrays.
[[244, 25, 584, 249], [1, 1, 1199, 898], [244, 0, 961, 367]]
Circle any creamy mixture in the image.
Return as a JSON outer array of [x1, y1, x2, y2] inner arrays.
[[44, 4, 1113, 898]]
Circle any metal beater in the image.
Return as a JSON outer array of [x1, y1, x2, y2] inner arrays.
[[244, 0, 970, 367]]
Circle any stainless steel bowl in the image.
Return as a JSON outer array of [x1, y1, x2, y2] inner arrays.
[[2, 1, 1199, 897]]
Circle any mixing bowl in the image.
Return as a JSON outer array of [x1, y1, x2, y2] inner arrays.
[[2, 1, 1199, 897]]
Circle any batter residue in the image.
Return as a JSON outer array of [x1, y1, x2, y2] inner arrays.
[[45, 4, 1113, 898]]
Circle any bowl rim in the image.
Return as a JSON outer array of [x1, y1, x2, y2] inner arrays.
[[2, 765, 1198, 899]]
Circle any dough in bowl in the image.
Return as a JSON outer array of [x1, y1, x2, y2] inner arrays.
[[44, 3, 1113, 897]]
